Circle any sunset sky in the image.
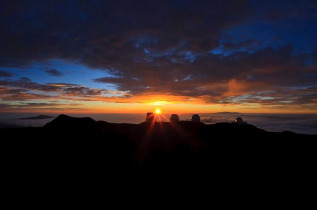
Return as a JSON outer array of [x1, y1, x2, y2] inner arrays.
[[0, 0, 316, 114]]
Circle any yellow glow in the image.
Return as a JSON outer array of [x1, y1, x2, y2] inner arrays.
[[150, 101, 170, 106], [5, 92, 317, 114]]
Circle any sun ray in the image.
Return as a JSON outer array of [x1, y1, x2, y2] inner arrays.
[[155, 108, 161, 115]]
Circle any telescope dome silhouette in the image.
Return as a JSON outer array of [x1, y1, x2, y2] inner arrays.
[[146, 112, 155, 123], [191, 114, 200, 122], [170, 114, 179, 123]]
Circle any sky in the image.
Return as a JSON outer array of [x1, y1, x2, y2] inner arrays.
[[0, 0, 316, 114]]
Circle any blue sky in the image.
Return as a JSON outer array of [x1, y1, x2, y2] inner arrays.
[[0, 59, 117, 90], [0, 0, 316, 113]]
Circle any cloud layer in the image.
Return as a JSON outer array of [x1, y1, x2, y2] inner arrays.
[[45, 69, 63, 77], [0, 0, 316, 112]]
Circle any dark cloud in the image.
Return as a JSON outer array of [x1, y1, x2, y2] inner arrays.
[[0, 0, 316, 110], [45, 69, 63, 77], [0, 0, 252, 67], [0, 102, 83, 111], [0, 103, 11, 108], [63, 86, 102, 97], [0, 77, 60, 92], [0, 71, 14, 78], [0, 78, 118, 102], [17, 102, 82, 108], [94, 45, 316, 98], [0, 87, 51, 101]]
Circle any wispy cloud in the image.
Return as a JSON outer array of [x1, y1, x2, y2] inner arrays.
[[0, 71, 14, 78], [45, 69, 63, 77]]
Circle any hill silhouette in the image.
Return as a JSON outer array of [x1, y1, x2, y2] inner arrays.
[[0, 114, 316, 176]]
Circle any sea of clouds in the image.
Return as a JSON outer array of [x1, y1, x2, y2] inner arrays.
[[0, 113, 316, 135]]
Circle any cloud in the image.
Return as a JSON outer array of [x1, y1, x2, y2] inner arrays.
[[94, 45, 316, 106], [63, 86, 102, 97], [0, 102, 84, 111], [0, 77, 60, 92], [0, 71, 14, 78], [0, 88, 51, 101], [225, 79, 268, 96], [0, 77, 127, 103], [0, 0, 316, 111], [0, 0, 252, 67], [45, 69, 63, 76]]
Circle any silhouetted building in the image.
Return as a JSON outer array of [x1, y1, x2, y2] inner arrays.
[[170, 114, 179, 123], [146, 112, 155, 123], [191, 114, 200, 122], [234, 117, 247, 124]]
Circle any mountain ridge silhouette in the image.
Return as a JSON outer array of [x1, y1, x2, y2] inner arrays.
[[1, 114, 316, 174]]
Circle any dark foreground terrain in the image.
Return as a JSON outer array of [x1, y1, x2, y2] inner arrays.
[[1, 114, 316, 184], [0, 115, 317, 189]]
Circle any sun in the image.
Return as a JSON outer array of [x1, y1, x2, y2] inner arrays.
[[155, 108, 161, 115]]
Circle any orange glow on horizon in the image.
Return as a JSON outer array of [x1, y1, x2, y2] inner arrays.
[[3, 102, 317, 114], [1, 93, 317, 114]]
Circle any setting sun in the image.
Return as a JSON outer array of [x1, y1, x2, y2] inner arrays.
[[155, 108, 161, 114]]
